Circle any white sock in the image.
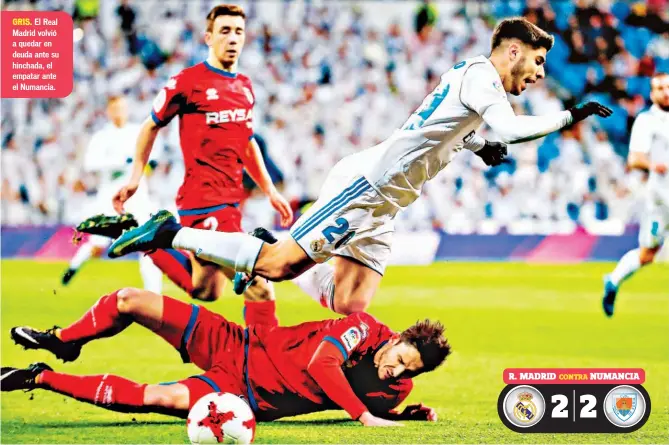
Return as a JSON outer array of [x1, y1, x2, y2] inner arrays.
[[609, 248, 642, 287], [69, 242, 95, 270], [292, 262, 335, 310], [172, 227, 263, 274], [139, 253, 163, 294]]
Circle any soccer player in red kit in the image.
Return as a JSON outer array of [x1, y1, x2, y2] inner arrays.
[[6, 288, 448, 426], [108, 4, 292, 306]]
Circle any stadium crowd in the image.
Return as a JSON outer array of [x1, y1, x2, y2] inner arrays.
[[2, 0, 668, 235]]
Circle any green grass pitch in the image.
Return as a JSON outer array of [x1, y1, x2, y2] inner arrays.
[[1, 259, 667, 444]]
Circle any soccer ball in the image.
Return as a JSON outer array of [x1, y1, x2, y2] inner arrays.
[[187, 392, 256, 444]]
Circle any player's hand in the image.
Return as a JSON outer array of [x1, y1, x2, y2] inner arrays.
[[112, 181, 139, 214], [269, 190, 293, 227], [652, 163, 668, 175], [359, 412, 403, 427], [569, 101, 613, 123], [399, 403, 438, 422], [475, 141, 507, 166]]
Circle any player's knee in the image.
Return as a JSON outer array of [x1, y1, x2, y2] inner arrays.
[[639, 248, 657, 265], [116, 287, 152, 314], [333, 296, 370, 315], [246, 278, 274, 301], [191, 286, 219, 302]]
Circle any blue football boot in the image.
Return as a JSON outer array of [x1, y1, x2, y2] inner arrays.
[[108, 210, 181, 258], [602, 275, 618, 317]]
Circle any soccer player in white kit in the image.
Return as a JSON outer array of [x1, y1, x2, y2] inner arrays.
[[62, 96, 164, 293], [109, 18, 612, 314], [602, 72, 669, 317]]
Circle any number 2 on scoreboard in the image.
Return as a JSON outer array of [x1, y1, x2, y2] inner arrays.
[[551, 394, 597, 419]]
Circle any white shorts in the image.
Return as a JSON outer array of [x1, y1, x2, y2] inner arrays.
[[289, 174, 398, 275], [638, 205, 669, 249]]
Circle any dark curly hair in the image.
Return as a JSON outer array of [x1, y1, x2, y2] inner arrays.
[[400, 319, 451, 375]]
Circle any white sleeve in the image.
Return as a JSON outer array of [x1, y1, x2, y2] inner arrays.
[[629, 113, 652, 154], [461, 64, 573, 144]]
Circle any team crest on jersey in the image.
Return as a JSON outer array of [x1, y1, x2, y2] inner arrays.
[[493, 80, 504, 93], [310, 238, 325, 253], [206, 88, 219, 101], [242, 87, 254, 104], [341, 327, 362, 352]]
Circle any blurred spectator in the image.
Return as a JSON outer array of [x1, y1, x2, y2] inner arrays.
[[116, 0, 138, 54], [2, 0, 667, 234]]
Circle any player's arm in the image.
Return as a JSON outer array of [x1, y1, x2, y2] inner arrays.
[[113, 76, 185, 213], [628, 113, 666, 174], [306, 315, 401, 427], [241, 137, 293, 227], [359, 378, 437, 422], [461, 65, 611, 144]]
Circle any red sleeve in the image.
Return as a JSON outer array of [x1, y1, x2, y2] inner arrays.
[[322, 312, 378, 360], [244, 77, 255, 137], [150, 72, 189, 127], [306, 313, 382, 420]]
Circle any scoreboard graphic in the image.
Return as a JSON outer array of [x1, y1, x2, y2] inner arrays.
[[498, 368, 651, 433]]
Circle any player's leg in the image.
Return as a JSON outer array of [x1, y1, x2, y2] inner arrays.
[[109, 176, 379, 284], [74, 213, 196, 295], [603, 212, 666, 316], [10, 288, 197, 362], [61, 235, 110, 285], [1, 362, 190, 417], [109, 210, 315, 280]]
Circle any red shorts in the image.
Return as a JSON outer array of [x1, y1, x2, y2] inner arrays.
[[158, 296, 247, 409], [178, 204, 242, 233]]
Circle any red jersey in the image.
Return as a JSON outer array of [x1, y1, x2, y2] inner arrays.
[[150, 61, 255, 211], [245, 313, 413, 421]]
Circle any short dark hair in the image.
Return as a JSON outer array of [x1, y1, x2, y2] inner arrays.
[[206, 4, 246, 32], [107, 95, 124, 105], [652, 72, 668, 81], [491, 17, 554, 51], [400, 319, 451, 375]]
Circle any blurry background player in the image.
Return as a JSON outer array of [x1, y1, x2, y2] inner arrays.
[[603, 72, 669, 317], [5, 287, 447, 427], [61, 95, 164, 293], [108, 5, 293, 310]]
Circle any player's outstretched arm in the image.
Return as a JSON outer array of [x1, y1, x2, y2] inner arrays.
[[112, 117, 160, 213], [481, 101, 612, 145], [462, 64, 611, 145], [307, 341, 402, 427], [241, 138, 293, 226]]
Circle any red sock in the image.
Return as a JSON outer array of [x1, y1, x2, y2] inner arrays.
[[39, 371, 146, 413], [243, 300, 279, 327], [147, 249, 194, 295], [59, 290, 131, 344]]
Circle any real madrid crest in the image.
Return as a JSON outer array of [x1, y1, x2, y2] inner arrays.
[[310, 238, 325, 253]]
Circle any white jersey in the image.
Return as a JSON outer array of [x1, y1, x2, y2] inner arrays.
[[349, 55, 570, 209], [83, 122, 162, 218], [291, 56, 574, 271], [629, 105, 669, 207]]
